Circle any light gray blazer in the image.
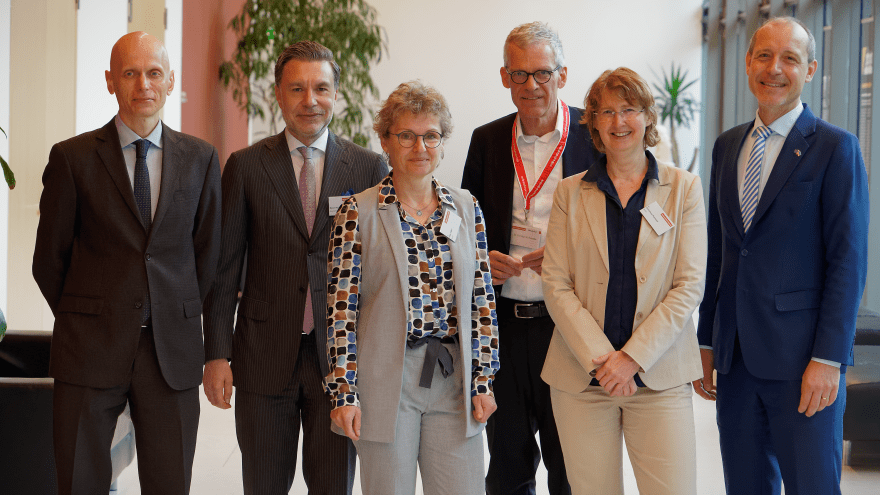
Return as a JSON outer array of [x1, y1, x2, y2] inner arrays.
[[344, 180, 485, 444]]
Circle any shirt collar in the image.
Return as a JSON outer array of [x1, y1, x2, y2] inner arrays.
[[115, 114, 163, 149], [582, 150, 659, 186], [286, 126, 329, 155], [378, 172, 457, 211], [515, 98, 565, 144], [752, 100, 803, 139]]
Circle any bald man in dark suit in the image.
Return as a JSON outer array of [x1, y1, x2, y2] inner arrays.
[[33, 32, 221, 495]]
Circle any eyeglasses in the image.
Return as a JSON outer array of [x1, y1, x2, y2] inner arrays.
[[389, 130, 444, 148], [593, 108, 644, 123], [505, 66, 561, 85]]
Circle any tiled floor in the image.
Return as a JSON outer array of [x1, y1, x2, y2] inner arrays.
[[114, 387, 880, 494]]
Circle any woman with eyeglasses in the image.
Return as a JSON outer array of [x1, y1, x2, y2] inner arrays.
[[323, 80, 499, 495], [540, 67, 707, 494]]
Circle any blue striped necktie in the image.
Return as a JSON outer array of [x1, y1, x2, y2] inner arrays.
[[742, 126, 773, 232]]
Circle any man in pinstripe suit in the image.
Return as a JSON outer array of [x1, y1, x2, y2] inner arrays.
[[202, 41, 388, 494]]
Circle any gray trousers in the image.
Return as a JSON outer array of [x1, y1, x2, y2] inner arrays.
[[355, 342, 484, 495]]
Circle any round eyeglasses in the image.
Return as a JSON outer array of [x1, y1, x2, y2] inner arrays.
[[593, 108, 644, 123], [389, 130, 444, 148], [505, 66, 561, 85]]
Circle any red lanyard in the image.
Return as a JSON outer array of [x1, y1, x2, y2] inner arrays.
[[511, 101, 569, 219]]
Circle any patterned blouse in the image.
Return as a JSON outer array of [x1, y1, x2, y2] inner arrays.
[[324, 174, 499, 409]]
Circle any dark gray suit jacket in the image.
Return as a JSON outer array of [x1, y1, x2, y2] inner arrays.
[[203, 130, 387, 395], [33, 118, 222, 391]]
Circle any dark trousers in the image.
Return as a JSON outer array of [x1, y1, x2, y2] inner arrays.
[[485, 310, 571, 495], [717, 339, 846, 495], [235, 332, 356, 495], [53, 327, 199, 495]]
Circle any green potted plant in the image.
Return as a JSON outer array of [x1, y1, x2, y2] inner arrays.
[[220, 0, 386, 147], [653, 63, 699, 172]]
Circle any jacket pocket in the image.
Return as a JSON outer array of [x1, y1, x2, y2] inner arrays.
[[775, 289, 822, 311], [183, 298, 202, 318], [57, 295, 104, 315], [238, 296, 269, 321]]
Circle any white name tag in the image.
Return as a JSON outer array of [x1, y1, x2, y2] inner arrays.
[[440, 209, 462, 242], [510, 223, 541, 250], [640, 201, 674, 236], [328, 195, 350, 216]]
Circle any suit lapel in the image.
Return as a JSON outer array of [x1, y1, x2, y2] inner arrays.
[[752, 105, 815, 226], [262, 132, 309, 239], [636, 165, 672, 258], [493, 115, 517, 251], [148, 123, 182, 241], [96, 119, 142, 225], [580, 181, 610, 271], [314, 132, 350, 244], [720, 124, 752, 239]]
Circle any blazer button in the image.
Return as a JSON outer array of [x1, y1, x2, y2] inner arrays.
[[741, 249, 748, 257], [636, 312, 643, 320], [135, 302, 143, 309], [639, 276, 646, 283], [145, 253, 152, 261]]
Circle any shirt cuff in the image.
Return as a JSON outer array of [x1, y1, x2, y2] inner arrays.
[[330, 393, 359, 410], [699, 345, 713, 350], [811, 357, 841, 368]]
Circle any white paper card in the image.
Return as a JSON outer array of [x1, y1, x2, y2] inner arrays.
[[440, 209, 462, 241], [510, 224, 541, 250], [640, 201, 674, 236], [328, 195, 350, 216]]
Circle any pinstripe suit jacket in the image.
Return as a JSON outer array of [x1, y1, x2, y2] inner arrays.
[[204, 130, 387, 395]]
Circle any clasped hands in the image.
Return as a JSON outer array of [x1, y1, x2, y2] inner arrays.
[[592, 350, 640, 397], [489, 248, 543, 283]]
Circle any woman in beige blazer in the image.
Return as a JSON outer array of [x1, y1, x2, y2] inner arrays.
[[541, 68, 707, 495], [324, 81, 499, 495]]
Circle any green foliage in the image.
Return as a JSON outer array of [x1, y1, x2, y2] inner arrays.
[[0, 126, 13, 190], [653, 63, 698, 129], [220, 0, 386, 147]]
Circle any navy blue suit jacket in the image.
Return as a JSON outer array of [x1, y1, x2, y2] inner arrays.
[[461, 106, 601, 262], [697, 104, 869, 380]]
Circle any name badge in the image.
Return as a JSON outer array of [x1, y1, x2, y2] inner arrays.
[[640, 201, 674, 236], [328, 195, 351, 216], [511, 223, 541, 250], [440, 209, 461, 242]]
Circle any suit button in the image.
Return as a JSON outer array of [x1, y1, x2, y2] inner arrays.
[[636, 312, 643, 320], [741, 249, 748, 257], [135, 302, 143, 309], [145, 253, 152, 261], [299, 287, 307, 293]]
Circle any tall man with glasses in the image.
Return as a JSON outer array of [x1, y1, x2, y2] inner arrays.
[[33, 32, 221, 494], [696, 17, 868, 495], [462, 21, 599, 495], [202, 41, 386, 494]]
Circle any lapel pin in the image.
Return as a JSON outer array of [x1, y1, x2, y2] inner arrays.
[[794, 149, 801, 157]]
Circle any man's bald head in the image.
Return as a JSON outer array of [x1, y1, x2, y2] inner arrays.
[[106, 31, 174, 137]]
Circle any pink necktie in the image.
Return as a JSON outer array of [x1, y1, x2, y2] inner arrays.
[[298, 146, 316, 334]]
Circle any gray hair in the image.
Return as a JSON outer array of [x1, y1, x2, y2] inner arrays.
[[503, 21, 565, 68], [748, 16, 816, 64]]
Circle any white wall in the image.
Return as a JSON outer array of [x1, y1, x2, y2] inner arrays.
[[76, 0, 127, 135], [367, 0, 705, 187], [0, 0, 10, 316]]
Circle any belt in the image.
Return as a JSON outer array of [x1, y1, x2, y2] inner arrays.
[[497, 296, 550, 319], [407, 335, 457, 389]]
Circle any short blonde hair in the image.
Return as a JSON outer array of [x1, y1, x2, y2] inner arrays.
[[581, 67, 659, 153], [373, 81, 453, 138]]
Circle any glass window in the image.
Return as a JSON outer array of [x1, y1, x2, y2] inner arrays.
[[860, 0, 874, 179], [822, 1, 833, 122]]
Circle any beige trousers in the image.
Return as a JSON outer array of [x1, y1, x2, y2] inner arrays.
[[550, 383, 696, 495]]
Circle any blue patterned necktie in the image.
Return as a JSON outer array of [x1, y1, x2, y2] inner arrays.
[[741, 126, 773, 232], [134, 139, 151, 322], [298, 146, 317, 334]]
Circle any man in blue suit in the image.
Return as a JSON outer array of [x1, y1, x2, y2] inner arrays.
[[695, 17, 869, 494]]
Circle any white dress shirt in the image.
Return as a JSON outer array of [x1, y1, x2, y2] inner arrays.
[[502, 99, 566, 302]]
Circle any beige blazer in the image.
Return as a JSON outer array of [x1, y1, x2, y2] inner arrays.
[[541, 161, 706, 393]]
